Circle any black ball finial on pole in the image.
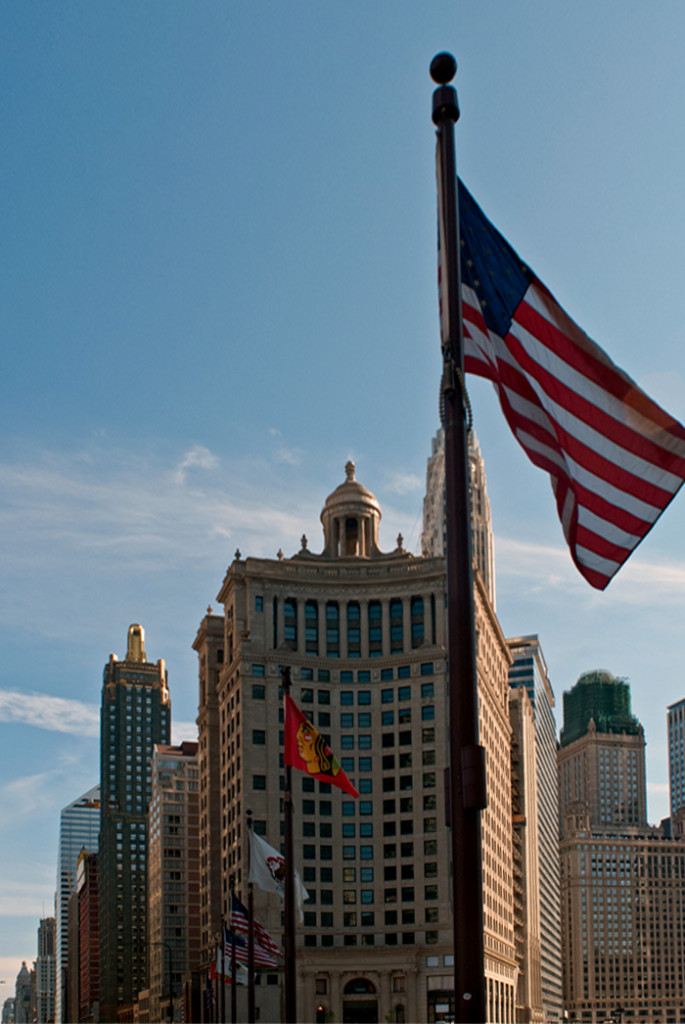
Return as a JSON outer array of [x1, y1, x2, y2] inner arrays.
[[430, 51, 457, 84], [431, 52, 459, 125]]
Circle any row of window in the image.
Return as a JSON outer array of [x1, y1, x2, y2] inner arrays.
[[251, 664, 435, 683], [263, 596, 434, 657]]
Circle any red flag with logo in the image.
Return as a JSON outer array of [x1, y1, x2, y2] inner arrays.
[[284, 694, 359, 797]]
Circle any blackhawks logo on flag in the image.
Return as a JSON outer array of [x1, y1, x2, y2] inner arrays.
[[285, 694, 359, 797]]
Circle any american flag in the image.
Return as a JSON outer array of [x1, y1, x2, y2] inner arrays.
[[225, 909, 280, 969], [438, 163, 685, 590], [230, 893, 282, 960]]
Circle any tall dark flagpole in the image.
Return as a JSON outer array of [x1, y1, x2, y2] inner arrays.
[[431, 52, 488, 1024], [281, 666, 297, 1024]]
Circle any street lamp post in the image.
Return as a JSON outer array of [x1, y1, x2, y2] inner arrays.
[[150, 941, 174, 1022]]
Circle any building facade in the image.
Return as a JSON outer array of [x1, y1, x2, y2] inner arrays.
[[98, 625, 171, 1021], [558, 670, 647, 830], [147, 742, 200, 1023], [667, 697, 685, 817], [557, 670, 685, 1022], [508, 636, 563, 1022], [196, 463, 517, 1023], [421, 429, 496, 607], [77, 849, 99, 1023], [509, 686, 544, 1023], [55, 785, 100, 1023], [36, 917, 56, 1023]]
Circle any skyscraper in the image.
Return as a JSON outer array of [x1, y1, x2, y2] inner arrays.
[[98, 625, 171, 1021], [55, 784, 100, 1023], [558, 670, 647, 829], [36, 917, 55, 1023], [508, 636, 563, 1021], [421, 428, 496, 607], [196, 462, 517, 1023], [147, 741, 200, 1023]]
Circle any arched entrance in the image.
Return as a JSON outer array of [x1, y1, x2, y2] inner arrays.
[[342, 978, 378, 1024]]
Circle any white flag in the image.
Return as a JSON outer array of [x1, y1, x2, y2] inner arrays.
[[248, 830, 309, 921]]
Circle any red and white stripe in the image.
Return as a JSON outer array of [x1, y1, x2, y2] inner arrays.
[[461, 277, 685, 589]]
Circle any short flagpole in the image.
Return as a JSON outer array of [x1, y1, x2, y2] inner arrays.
[[229, 874, 237, 1023], [220, 915, 226, 1023], [430, 53, 488, 1023], [281, 666, 297, 1024], [246, 809, 256, 1023]]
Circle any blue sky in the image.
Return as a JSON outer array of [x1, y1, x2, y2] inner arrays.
[[3, 1, 685, 980]]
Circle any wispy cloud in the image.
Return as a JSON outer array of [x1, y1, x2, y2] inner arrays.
[[495, 534, 685, 606], [0, 690, 99, 736], [0, 687, 197, 747], [385, 471, 423, 495], [172, 444, 220, 484]]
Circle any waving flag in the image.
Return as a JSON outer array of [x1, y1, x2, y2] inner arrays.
[[230, 893, 282, 961], [284, 694, 359, 796], [439, 166, 685, 589], [248, 830, 309, 921], [224, 923, 278, 969]]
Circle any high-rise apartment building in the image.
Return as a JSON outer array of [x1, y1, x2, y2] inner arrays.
[[55, 784, 100, 1022], [36, 917, 56, 1023], [508, 636, 563, 1021], [421, 429, 496, 607], [148, 741, 200, 1023], [196, 463, 517, 1023], [557, 671, 685, 1023], [98, 625, 171, 1021], [667, 697, 685, 817]]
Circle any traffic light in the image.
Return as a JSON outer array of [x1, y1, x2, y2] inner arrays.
[[316, 1005, 325, 1024]]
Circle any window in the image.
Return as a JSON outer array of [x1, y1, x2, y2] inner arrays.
[[318, 690, 330, 705], [410, 597, 424, 649], [301, 688, 314, 704], [358, 712, 371, 727], [422, 705, 435, 721], [382, 734, 395, 748], [359, 757, 372, 772], [252, 684, 265, 700], [381, 688, 393, 703], [382, 755, 395, 770], [382, 711, 395, 726], [252, 664, 265, 677], [347, 602, 361, 657], [305, 601, 319, 655], [358, 735, 372, 749], [341, 757, 354, 773], [360, 846, 373, 860], [360, 801, 373, 815], [252, 730, 266, 745], [326, 603, 339, 657], [390, 599, 403, 653], [368, 601, 382, 656], [341, 713, 354, 729], [359, 779, 372, 794], [398, 685, 411, 700], [253, 775, 266, 790], [343, 846, 356, 860], [341, 691, 354, 706], [341, 670, 354, 683], [342, 823, 356, 838]]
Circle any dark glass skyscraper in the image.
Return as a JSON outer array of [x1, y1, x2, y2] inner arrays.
[[98, 625, 170, 1021]]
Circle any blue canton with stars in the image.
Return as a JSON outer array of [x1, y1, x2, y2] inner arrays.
[[458, 179, 534, 338]]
